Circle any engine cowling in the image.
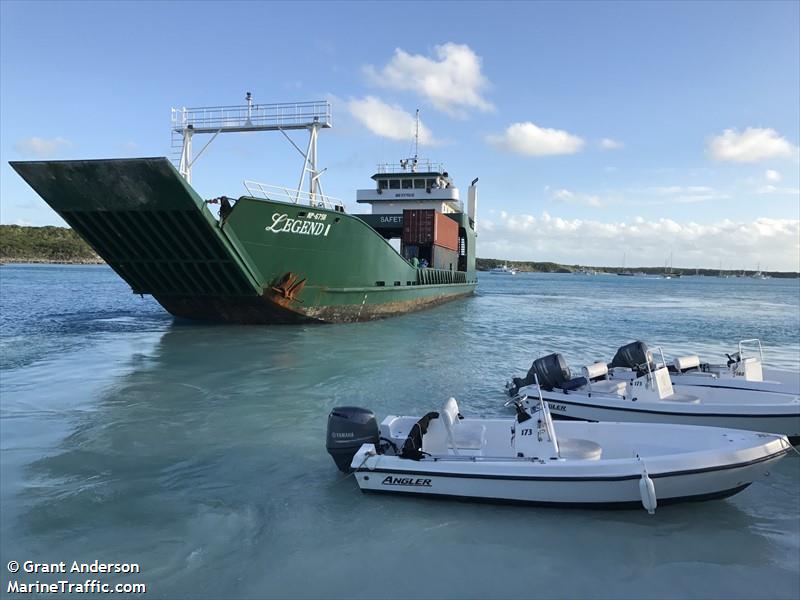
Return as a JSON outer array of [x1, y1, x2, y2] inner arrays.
[[326, 407, 379, 472]]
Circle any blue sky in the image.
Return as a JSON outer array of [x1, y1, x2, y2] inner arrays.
[[1, 1, 798, 269]]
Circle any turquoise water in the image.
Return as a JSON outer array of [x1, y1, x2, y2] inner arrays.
[[1, 265, 799, 599]]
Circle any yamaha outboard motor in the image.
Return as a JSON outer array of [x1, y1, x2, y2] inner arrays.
[[532, 353, 571, 391], [609, 341, 653, 374], [326, 407, 379, 472]]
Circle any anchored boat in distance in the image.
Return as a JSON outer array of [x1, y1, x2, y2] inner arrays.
[[10, 96, 478, 324], [490, 264, 517, 275]]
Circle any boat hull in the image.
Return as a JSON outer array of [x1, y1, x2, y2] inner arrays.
[[528, 391, 800, 443], [671, 368, 800, 396], [356, 466, 767, 508], [352, 422, 789, 509], [359, 483, 751, 508], [157, 282, 475, 324]]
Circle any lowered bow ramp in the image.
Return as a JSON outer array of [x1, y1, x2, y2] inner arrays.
[[10, 158, 261, 298]]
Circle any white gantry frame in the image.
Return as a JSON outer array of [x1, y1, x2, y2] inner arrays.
[[170, 95, 332, 203]]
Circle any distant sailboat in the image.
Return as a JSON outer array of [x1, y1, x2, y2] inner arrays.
[[617, 252, 634, 276], [663, 252, 680, 278]]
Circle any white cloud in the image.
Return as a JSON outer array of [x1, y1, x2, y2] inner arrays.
[[600, 138, 623, 150], [477, 212, 800, 271], [364, 43, 492, 116], [347, 96, 439, 145], [637, 185, 728, 204], [707, 127, 795, 163], [551, 188, 604, 208], [14, 136, 71, 157], [486, 122, 585, 156], [765, 169, 781, 182], [756, 184, 800, 196]]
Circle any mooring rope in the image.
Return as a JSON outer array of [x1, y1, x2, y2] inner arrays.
[[331, 451, 374, 486]]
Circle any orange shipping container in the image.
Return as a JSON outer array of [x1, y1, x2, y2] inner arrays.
[[402, 209, 459, 251], [434, 212, 459, 251]]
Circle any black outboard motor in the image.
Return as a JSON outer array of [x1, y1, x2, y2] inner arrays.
[[326, 407, 379, 473], [609, 341, 653, 374], [532, 353, 571, 391], [508, 352, 571, 395]]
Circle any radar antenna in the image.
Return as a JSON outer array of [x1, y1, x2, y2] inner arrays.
[[399, 109, 421, 173], [414, 108, 420, 160]]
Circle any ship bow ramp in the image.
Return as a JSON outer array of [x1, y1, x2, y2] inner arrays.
[[10, 158, 262, 302]]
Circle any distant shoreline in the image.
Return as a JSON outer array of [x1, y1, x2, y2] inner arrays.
[[475, 258, 799, 278], [1, 225, 797, 277], [4, 259, 797, 278], [0, 258, 105, 265]]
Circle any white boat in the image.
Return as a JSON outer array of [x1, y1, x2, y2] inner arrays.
[[326, 398, 791, 513], [508, 346, 800, 443], [490, 264, 517, 274], [751, 263, 769, 279], [664, 339, 799, 396]]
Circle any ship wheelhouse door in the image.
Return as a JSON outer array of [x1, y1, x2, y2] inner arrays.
[[458, 228, 467, 272]]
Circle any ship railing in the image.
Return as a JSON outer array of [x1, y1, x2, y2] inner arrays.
[[375, 160, 444, 175], [243, 181, 345, 212], [171, 101, 332, 133], [418, 268, 467, 285]]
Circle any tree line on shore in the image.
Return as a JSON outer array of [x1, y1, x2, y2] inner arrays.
[[0, 225, 102, 264], [1, 225, 796, 277], [476, 259, 796, 278]]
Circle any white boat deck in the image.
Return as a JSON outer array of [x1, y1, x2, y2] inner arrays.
[[380, 416, 775, 461]]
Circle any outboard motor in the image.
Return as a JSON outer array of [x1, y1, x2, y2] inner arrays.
[[326, 407, 379, 473], [532, 353, 571, 391], [609, 341, 653, 374]]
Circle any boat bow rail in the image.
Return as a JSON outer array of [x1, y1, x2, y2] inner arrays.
[[243, 180, 345, 212], [9, 157, 262, 297]]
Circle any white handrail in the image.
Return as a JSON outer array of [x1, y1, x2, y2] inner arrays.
[[243, 180, 345, 212], [375, 160, 445, 174], [738, 339, 764, 362], [532, 374, 560, 458], [647, 346, 667, 390], [171, 101, 331, 132]]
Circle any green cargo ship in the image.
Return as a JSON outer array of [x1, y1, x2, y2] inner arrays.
[[10, 98, 478, 324]]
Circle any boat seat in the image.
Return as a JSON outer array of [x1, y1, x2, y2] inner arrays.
[[451, 425, 486, 450], [558, 438, 602, 460], [672, 355, 701, 373], [662, 393, 700, 403], [422, 398, 486, 454], [422, 418, 449, 455], [589, 380, 626, 395], [560, 376, 588, 392]]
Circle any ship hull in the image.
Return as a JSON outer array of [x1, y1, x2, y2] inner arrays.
[[158, 283, 475, 324], [10, 157, 477, 324]]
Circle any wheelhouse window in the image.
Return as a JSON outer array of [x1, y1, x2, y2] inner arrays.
[[414, 178, 426, 189], [378, 179, 388, 190], [389, 180, 400, 189], [402, 179, 413, 189], [426, 178, 437, 188]]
